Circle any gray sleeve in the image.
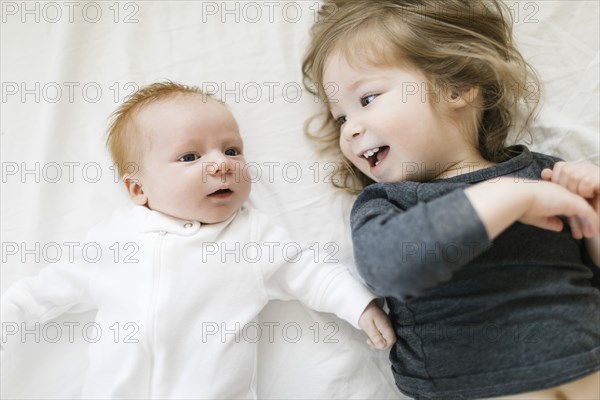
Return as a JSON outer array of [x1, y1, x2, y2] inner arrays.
[[350, 183, 491, 299]]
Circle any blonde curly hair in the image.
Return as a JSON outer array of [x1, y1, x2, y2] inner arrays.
[[302, 0, 541, 193]]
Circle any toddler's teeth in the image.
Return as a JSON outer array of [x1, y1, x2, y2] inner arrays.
[[364, 148, 381, 159]]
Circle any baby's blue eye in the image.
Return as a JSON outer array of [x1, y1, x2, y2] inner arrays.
[[361, 94, 377, 107], [179, 153, 200, 162], [225, 148, 239, 156]]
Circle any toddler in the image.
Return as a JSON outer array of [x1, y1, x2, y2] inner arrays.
[[0, 81, 396, 399], [302, 1, 600, 399]]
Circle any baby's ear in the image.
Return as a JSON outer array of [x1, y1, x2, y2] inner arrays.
[[124, 174, 147, 206], [446, 85, 480, 110]]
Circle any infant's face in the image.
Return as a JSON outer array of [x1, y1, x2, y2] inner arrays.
[[132, 94, 251, 224]]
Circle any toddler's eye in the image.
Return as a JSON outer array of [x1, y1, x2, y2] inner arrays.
[[225, 148, 239, 156], [335, 115, 347, 126], [179, 153, 200, 162], [361, 94, 377, 107]]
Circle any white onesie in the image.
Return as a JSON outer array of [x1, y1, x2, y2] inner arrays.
[[1, 205, 375, 399]]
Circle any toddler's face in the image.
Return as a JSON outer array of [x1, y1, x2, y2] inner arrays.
[[323, 52, 480, 183], [130, 94, 251, 224]]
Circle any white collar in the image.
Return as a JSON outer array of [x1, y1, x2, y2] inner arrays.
[[132, 206, 238, 236]]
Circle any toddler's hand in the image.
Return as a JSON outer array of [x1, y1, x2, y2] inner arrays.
[[358, 300, 396, 350], [518, 179, 599, 238], [541, 162, 600, 239]]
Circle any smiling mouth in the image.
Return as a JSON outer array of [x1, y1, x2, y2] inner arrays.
[[362, 146, 390, 168]]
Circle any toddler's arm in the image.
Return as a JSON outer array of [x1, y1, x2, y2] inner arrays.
[[351, 178, 599, 299], [464, 177, 598, 240], [352, 182, 489, 299], [540, 161, 600, 266]]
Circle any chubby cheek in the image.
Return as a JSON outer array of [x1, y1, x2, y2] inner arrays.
[[234, 160, 251, 197], [233, 180, 251, 210]]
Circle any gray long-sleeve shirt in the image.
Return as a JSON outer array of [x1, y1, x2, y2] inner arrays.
[[351, 146, 600, 399]]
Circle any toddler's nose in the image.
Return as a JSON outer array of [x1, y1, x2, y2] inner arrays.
[[342, 119, 365, 141]]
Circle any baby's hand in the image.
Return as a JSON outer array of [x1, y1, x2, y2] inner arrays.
[[541, 162, 600, 239], [358, 300, 396, 350]]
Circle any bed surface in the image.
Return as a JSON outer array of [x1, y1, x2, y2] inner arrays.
[[1, 1, 598, 398]]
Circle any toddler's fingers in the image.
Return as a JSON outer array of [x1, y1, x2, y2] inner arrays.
[[554, 162, 600, 197], [568, 216, 583, 240], [551, 162, 566, 185], [555, 164, 577, 193], [577, 214, 600, 239], [579, 205, 600, 238], [582, 216, 600, 238], [576, 176, 598, 199], [529, 216, 564, 233], [566, 174, 582, 194], [572, 215, 599, 239], [541, 168, 553, 181], [557, 190, 600, 233], [543, 164, 599, 198], [552, 163, 579, 193], [591, 195, 600, 214]]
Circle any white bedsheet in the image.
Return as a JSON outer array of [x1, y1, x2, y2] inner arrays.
[[1, 1, 598, 398]]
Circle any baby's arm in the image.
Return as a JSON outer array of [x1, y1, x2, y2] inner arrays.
[[1, 263, 96, 347], [254, 213, 395, 349], [540, 161, 600, 266], [267, 250, 395, 349]]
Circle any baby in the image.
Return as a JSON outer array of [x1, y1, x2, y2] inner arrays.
[[0, 81, 396, 399], [302, 0, 599, 399]]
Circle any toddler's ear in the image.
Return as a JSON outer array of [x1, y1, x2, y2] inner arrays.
[[446, 85, 480, 110], [124, 174, 147, 206]]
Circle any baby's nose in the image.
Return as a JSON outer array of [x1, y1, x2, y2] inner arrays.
[[203, 153, 233, 175]]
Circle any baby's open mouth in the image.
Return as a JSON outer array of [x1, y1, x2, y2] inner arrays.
[[209, 188, 232, 197], [363, 146, 390, 168]]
